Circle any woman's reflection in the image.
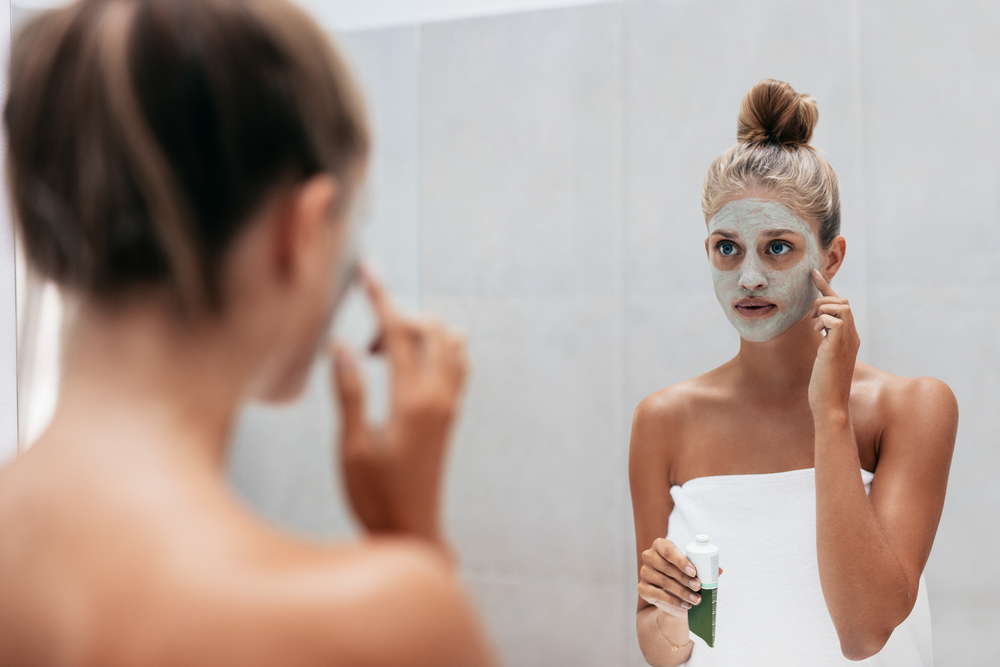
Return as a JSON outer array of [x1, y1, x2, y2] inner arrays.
[[629, 79, 957, 666]]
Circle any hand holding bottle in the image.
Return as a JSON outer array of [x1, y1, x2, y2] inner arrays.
[[638, 537, 707, 617]]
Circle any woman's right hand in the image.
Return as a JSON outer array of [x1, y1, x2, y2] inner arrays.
[[638, 538, 704, 617], [332, 267, 468, 545]]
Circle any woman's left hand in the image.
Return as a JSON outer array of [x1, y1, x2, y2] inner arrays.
[[808, 270, 860, 416]]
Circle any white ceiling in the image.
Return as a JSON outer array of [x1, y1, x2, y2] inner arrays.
[[11, 0, 615, 32]]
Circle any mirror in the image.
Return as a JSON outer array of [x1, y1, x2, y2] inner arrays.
[[9, 1, 997, 665]]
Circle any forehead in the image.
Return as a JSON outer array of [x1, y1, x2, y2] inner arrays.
[[708, 199, 813, 237]]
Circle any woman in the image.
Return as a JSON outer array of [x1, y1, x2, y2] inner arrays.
[[630, 79, 957, 666], [0, 1, 496, 666]]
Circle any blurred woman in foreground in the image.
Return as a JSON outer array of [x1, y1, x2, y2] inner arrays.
[[0, 1, 496, 665]]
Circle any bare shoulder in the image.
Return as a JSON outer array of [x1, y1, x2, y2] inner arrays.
[[855, 363, 958, 425], [259, 537, 495, 667], [631, 366, 732, 452], [853, 362, 958, 458], [0, 454, 494, 667], [630, 366, 733, 484]]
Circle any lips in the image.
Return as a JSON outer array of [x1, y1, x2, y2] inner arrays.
[[733, 297, 777, 320]]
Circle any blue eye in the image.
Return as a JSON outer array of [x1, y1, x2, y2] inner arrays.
[[719, 243, 736, 256], [769, 241, 792, 255]]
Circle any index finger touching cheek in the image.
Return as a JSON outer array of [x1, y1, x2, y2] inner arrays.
[[811, 269, 838, 298]]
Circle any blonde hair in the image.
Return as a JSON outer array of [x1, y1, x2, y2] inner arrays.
[[701, 79, 840, 248]]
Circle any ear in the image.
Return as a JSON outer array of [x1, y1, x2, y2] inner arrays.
[[705, 237, 710, 260], [820, 235, 847, 281], [270, 175, 340, 283]]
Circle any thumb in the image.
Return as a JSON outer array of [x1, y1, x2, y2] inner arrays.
[[332, 341, 368, 456]]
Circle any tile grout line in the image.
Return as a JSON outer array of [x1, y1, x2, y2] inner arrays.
[[414, 25, 424, 312], [610, 3, 628, 665], [849, 0, 872, 368]]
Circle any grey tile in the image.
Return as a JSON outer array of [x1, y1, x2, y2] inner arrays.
[[462, 573, 625, 667], [11, 3, 43, 36], [419, 5, 619, 299], [866, 284, 1000, 401], [624, 294, 741, 411], [335, 27, 422, 310], [860, 0, 1000, 289], [928, 596, 1000, 666], [623, 0, 866, 298], [426, 297, 623, 582], [227, 360, 358, 540]]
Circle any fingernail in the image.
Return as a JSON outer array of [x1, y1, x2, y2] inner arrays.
[[690, 578, 700, 591], [689, 593, 701, 604], [681, 601, 692, 609], [685, 566, 696, 577]]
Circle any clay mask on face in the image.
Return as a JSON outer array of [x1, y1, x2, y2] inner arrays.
[[708, 199, 823, 342]]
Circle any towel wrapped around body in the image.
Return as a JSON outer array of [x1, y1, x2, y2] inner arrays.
[[665, 468, 933, 666]]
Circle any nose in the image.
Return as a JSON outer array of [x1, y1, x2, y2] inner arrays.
[[738, 258, 768, 291]]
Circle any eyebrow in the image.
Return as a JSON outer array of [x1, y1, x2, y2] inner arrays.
[[760, 227, 805, 239], [709, 227, 804, 239]]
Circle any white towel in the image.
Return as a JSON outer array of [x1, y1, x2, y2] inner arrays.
[[665, 468, 933, 666]]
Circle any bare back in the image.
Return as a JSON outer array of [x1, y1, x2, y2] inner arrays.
[[0, 443, 483, 667]]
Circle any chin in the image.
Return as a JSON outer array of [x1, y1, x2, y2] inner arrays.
[[731, 316, 790, 344]]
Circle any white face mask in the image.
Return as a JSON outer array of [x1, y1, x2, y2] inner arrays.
[[707, 199, 823, 343]]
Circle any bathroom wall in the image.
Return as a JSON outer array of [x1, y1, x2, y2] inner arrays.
[[230, 1, 1000, 665]]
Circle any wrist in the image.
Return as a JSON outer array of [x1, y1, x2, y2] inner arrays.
[[654, 609, 693, 652], [811, 404, 851, 426]]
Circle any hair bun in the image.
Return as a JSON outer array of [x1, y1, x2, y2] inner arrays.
[[737, 79, 818, 147]]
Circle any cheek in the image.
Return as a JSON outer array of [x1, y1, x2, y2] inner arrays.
[[711, 266, 741, 295], [770, 260, 816, 305]]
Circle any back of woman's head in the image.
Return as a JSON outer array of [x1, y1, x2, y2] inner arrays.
[[701, 79, 840, 247], [6, 0, 369, 312]]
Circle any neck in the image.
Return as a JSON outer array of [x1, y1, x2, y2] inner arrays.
[[46, 296, 258, 474], [734, 315, 824, 396]]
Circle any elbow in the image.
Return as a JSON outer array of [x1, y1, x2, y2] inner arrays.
[[837, 577, 917, 660], [838, 627, 892, 661]]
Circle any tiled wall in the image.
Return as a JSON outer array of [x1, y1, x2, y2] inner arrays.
[[229, 1, 1000, 664]]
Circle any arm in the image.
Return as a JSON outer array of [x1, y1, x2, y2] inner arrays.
[[809, 272, 958, 660], [629, 395, 703, 667], [330, 269, 497, 666]]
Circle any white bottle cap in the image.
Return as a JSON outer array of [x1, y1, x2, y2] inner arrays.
[[696, 534, 710, 543]]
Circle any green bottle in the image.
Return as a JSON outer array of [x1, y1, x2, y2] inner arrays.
[[685, 535, 719, 648]]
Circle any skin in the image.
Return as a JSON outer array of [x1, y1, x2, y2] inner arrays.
[[709, 199, 822, 342], [0, 172, 498, 667], [630, 196, 958, 665]]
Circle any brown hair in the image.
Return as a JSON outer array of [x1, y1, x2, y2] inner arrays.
[[5, 0, 370, 311], [701, 79, 840, 248]]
